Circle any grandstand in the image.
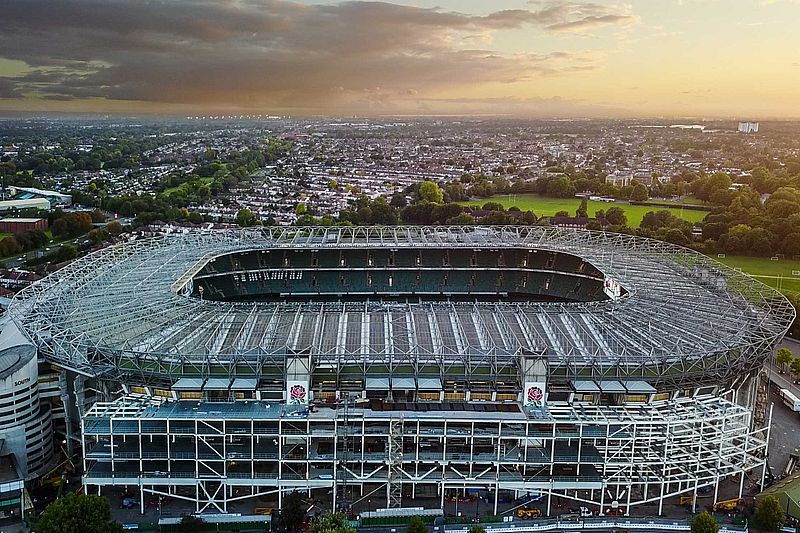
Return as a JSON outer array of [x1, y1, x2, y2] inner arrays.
[[8, 226, 795, 516]]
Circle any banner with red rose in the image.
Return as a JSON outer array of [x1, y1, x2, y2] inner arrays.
[[287, 381, 309, 404], [523, 381, 546, 408]]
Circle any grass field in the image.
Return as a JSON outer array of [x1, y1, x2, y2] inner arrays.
[[713, 255, 800, 295], [163, 177, 214, 196], [459, 194, 710, 227]]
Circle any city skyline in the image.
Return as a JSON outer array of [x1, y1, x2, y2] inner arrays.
[[0, 0, 799, 118]]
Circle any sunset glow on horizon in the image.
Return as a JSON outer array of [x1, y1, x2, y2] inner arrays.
[[1, 0, 799, 118]]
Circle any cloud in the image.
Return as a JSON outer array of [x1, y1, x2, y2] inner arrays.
[[0, 0, 635, 113]]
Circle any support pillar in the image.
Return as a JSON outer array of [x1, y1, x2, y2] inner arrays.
[[738, 470, 745, 499]]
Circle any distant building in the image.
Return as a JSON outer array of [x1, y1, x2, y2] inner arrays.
[[0, 199, 50, 213], [0, 218, 48, 234], [0, 146, 18, 157], [605, 172, 632, 187], [738, 122, 759, 133], [7, 186, 71, 207], [550, 216, 608, 229], [0, 269, 43, 289]]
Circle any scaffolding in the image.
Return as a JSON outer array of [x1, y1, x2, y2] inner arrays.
[[80, 393, 770, 515], [388, 417, 404, 508]]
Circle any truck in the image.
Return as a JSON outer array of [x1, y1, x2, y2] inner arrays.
[[565, 507, 593, 518], [516, 507, 542, 519], [712, 498, 744, 512], [780, 389, 800, 412]]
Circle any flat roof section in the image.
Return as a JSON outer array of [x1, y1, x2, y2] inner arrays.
[[366, 377, 390, 390], [572, 380, 600, 392], [596, 380, 626, 393], [171, 377, 204, 390], [622, 381, 657, 394], [204, 378, 232, 390], [417, 377, 443, 390], [231, 378, 258, 390], [392, 377, 415, 390]]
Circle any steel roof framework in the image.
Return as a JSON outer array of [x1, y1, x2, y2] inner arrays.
[[9, 226, 794, 391]]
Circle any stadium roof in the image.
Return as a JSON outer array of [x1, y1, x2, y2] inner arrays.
[[9, 226, 795, 389]]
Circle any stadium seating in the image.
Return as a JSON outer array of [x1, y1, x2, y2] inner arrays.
[[192, 248, 607, 303]]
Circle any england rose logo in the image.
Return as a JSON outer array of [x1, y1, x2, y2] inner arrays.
[[527, 386, 543, 403], [290, 384, 307, 403]]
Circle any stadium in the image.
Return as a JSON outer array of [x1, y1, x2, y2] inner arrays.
[[8, 225, 796, 517]]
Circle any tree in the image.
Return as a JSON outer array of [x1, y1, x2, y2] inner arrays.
[[276, 491, 306, 533], [776, 348, 794, 373], [419, 181, 444, 204], [576, 198, 588, 218], [752, 495, 784, 532], [295, 202, 307, 216], [90, 209, 107, 223], [88, 228, 109, 244], [690, 511, 718, 533], [791, 357, 800, 384], [631, 183, 649, 202], [545, 176, 575, 198], [309, 512, 356, 533], [49, 244, 79, 263], [235, 208, 257, 227], [37, 493, 123, 533], [406, 516, 428, 533], [328, 178, 338, 190], [604, 206, 628, 226], [52, 212, 93, 238], [106, 220, 124, 236], [467, 525, 486, 533]]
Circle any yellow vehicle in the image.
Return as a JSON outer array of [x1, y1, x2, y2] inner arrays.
[[254, 507, 273, 515], [516, 507, 542, 519], [712, 499, 743, 512], [679, 493, 711, 507]]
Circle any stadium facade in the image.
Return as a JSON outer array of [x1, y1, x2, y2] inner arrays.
[[8, 226, 795, 516]]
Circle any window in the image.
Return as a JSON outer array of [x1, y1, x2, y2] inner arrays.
[[623, 394, 648, 403]]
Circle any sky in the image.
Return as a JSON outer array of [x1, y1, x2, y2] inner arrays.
[[0, 0, 799, 118]]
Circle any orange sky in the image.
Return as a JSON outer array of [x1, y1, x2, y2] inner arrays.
[[1, 0, 799, 117]]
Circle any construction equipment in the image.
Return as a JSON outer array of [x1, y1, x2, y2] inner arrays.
[[783, 448, 800, 477], [254, 507, 273, 515], [678, 496, 694, 507], [516, 507, 542, 519], [712, 498, 743, 512]]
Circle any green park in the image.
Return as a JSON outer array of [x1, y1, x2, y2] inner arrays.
[[458, 194, 709, 227]]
